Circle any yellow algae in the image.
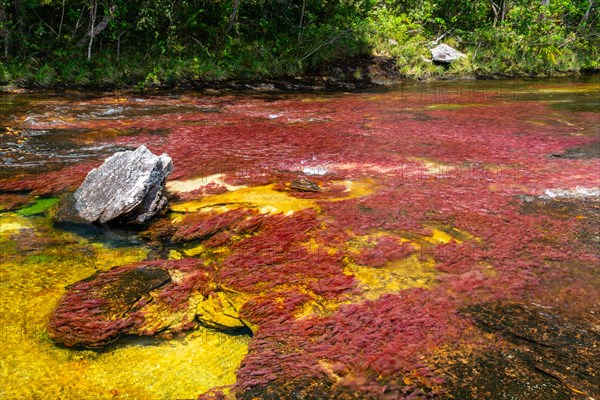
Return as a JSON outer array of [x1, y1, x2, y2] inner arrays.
[[88, 243, 150, 271], [319, 360, 343, 382], [172, 184, 317, 213], [407, 157, 457, 176], [0, 221, 28, 233], [346, 253, 437, 300], [302, 238, 321, 252], [424, 225, 476, 245], [532, 86, 600, 94], [428, 229, 456, 244], [168, 249, 184, 259], [480, 262, 497, 278], [525, 119, 548, 126], [184, 243, 207, 257], [425, 103, 488, 110], [342, 226, 476, 301], [0, 324, 249, 400], [294, 297, 341, 320], [171, 179, 377, 214], [0, 213, 31, 233], [300, 237, 338, 256], [347, 231, 412, 253], [300, 96, 337, 103], [196, 291, 248, 331], [167, 173, 246, 193], [333, 179, 377, 201], [335, 162, 405, 174], [0, 213, 248, 400]]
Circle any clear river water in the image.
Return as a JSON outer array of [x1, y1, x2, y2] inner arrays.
[[0, 77, 598, 399]]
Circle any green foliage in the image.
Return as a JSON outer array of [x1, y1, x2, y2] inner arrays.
[[0, 0, 597, 87], [33, 64, 57, 87], [0, 62, 9, 84], [463, 1, 597, 77]]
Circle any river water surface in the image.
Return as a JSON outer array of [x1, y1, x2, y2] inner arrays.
[[1, 78, 598, 399]]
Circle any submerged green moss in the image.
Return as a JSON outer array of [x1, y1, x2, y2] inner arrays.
[[15, 197, 60, 216]]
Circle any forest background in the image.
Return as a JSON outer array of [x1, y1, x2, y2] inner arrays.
[[0, 0, 597, 88]]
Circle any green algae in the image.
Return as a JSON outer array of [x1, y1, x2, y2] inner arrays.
[[15, 197, 59, 216]]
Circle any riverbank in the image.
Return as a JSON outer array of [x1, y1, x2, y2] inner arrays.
[[1, 54, 599, 94], [1, 0, 598, 92]]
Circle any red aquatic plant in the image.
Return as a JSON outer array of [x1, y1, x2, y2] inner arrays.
[[48, 258, 211, 347], [172, 208, 259, 243], [0, 162, 96, 195], [352, 235, 415, 268], [24, 87, 598, 398], [235, 289, 466, 397], [216, 209, 355, 295]]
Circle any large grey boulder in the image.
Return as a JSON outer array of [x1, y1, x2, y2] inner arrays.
[[72, 145, 173, 224], [430, 44, 466, 63]]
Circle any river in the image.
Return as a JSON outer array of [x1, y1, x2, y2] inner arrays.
[[1, 77, 598, 399]]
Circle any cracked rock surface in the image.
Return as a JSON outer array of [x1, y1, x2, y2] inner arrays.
[[73, 145, 172, 224]]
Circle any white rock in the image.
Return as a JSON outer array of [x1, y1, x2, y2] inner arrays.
[[542, 187, 600, 199], [430, 44, 466, 63], [73, 145, 173, 224]]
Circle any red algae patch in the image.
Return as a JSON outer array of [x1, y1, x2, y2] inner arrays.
[[235, 289, 465, 399], [47, 259, 206, 347]]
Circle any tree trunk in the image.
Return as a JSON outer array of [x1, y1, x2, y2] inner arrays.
[[298, 0, 306, 42], [77, 4, 115, 48], [500, 0, 508, 23], [87, 0, 97, 61], [58, 0, 66, 38], [215, 0, 240, 52], [579, 0, 595, 26], [490, 1, 499, 26], [223, 0, 240, 38], [0, 5, 9, 57]]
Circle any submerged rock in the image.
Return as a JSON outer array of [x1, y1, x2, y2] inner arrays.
[[47, 259, 249, 347], [48, 263, 173, 347], [70, 145, 173, 224], [430, 44, 466, 63], [287, 179, 321, 192], [437, 302, 600, 399], [549, 140, 600, 159]]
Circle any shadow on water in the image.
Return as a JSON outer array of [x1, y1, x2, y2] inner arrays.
[[54, 220, 145, 248], [1, 127, 170, 175], [52, 325, 254, 354]]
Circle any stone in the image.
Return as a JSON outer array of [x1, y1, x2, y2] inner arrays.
[[48, 264, 173, 347], [430, 44, 466, 63], [47, 259, 249, 347], [449, 302, 600, 399], [72, 145, 172, 224]]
